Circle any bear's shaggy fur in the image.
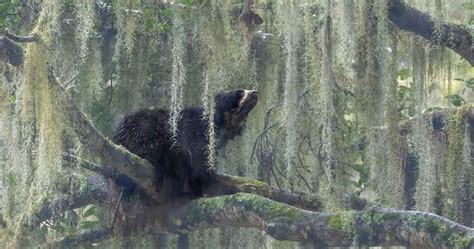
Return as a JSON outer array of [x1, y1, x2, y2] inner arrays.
[[113, 90, 258, 198]]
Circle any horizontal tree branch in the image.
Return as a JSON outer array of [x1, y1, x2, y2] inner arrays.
[[48, 228, 114, 248], [4, 32, 38, 43], [0, 37, 24, 67], [399, 106, 474, 135], [169, 193, 474, 248], [50, 227, 113, 248], [213, 173, 323, 211], [388, 0, 474, 66]]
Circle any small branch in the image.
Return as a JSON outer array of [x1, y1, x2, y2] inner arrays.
[[0, 37, 23, 67], [64, 152, 129, 183], [0, 32, 38, 67], [4, 32, 38, 43], [32, 176, 114, 227], [388, 0, 474, 66], [50, 227, 113, 248], [169, 194, 474, 248]]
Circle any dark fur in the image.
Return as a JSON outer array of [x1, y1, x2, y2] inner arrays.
[[113, 90, 258, 198]]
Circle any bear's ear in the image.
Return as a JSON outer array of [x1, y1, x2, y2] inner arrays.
[[215, 90, 239, 111]]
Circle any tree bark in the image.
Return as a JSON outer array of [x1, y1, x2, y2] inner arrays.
[[170, 193, 474, 248], [388, 0, 474, 66]]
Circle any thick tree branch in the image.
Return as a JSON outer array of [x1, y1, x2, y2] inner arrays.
[[388, 0, 474, 66], [169, 193, 474, 248], [213, 173, 323, 211], [399, 106, 474, 135], [46, 68, 160, 201]]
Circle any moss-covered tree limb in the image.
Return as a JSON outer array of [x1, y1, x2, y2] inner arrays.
[[68, 149, 324, 212], [169, 193, 474, 248], [388, 0, 474, 66], [213, 173, 323, 211], [46, 67, 160, 201], [399, 106, 474, 135]]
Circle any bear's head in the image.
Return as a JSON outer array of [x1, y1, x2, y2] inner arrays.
[[214, 89, 258, 144]]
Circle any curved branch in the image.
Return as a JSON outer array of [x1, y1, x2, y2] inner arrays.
[[4, 32, 38, 43], [388, 0, 474, 66], [50, 227, 113, 248], [0, 37, 23, 67], [169, 193, 474, 248]]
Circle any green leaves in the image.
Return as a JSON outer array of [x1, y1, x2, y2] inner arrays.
[[445, 94, 466, 107], [0, 0, 21, 31], [398, 68, 411, 80]]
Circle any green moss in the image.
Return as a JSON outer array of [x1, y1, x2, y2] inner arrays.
[[444, 107, 471, 221], [328, 212, 355, 231], [373, 213, 384, 224], [231, 193, 303, 220], [409, 214, 472, 248]]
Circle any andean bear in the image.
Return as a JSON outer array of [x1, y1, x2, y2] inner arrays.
[[113, 89, 258, 199]]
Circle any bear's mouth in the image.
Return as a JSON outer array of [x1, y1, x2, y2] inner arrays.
[[237, 90, 258, 116]]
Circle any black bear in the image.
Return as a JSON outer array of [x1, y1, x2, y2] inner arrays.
[[112, 89, 258, 199]]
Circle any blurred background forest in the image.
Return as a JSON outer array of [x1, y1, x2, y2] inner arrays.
[[0, 0, 473, 248]]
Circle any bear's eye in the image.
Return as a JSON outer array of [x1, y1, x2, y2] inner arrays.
[[236, 90, 244, 99]]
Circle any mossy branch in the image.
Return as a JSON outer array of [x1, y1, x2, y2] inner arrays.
[[169, 193, 474, 248], [46, 67, 160, 201], [212, 173, 323, 211], [399, 106, 474, 135], [67, 149, 324, 212], [388, 0, 474, 66]]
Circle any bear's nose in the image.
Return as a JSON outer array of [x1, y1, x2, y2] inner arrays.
[[250, 90, 258, 96]]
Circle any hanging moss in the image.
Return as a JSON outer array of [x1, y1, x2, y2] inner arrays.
[[275, 0, 301, 181], [382, 32, 403, 208], [75, 0, 97, 62], [4, 43, 70, 246], [411, 37, 439, 212], [318, 0, 337, 195], [413, 115, 437, 212], [75, 38, 104, 113], [114, 0, 140, 57], [444, 107, 471, 224], [334, 0, 356, 78], [354, 0, 387, 203], [169, 6, 187, 139]]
